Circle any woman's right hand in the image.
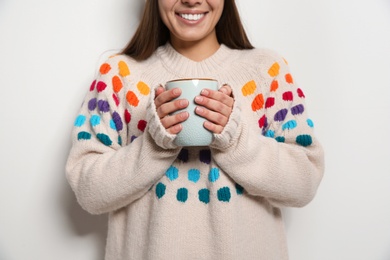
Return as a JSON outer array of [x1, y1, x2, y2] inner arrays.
[[154, 85, 189, 134]]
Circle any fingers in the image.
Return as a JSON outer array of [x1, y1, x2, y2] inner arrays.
[[154, 86, 189, 134], [194, 85, 234, 133]]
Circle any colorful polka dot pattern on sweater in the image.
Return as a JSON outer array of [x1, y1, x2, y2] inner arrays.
[[242, 59, 315, 147], [155, 149, 245, 204], [74, 59, 150, 147]]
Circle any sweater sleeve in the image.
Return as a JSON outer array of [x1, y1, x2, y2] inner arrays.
[[210, 53, 325, 208], [65, 56, 180, 215]]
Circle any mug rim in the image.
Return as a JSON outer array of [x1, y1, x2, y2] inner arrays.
[[166, 78, 217, 83]]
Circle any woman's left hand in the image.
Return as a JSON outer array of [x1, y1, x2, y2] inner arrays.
[[194, 84, 234, 134]]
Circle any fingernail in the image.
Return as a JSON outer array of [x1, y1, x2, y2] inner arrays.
[[196, 107, 204, 113], [195, 96, 203, 102], [201, 89, 209, 96]]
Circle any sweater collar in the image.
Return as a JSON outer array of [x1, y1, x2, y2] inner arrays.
[[155, 43, 233, 77]]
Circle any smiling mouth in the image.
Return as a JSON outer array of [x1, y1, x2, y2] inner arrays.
[[179, 13, 206, 21]]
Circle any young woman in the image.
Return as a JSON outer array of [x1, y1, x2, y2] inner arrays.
[[66, 0, 325, 259]]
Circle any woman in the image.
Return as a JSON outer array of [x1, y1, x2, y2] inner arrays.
[[66, 0, 325, 259]]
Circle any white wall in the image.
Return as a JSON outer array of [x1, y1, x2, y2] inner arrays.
[[1, 0, 389, 259]]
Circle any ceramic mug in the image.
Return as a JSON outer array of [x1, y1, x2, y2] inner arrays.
[[165, 78, 218, 147]]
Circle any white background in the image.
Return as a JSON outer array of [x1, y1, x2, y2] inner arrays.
[[1, 0, 389, 259]]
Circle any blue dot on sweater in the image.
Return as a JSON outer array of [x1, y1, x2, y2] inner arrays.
[[217, 187, 231, 202], [282, 120, 297, 130], [90, 115, 101, 127], [110, 119, 116, 130], [188, 169, 201, 183], [265, 130, 275, 138], [166, 166, 179, 181], [307, 119, 314, 128], [77, 131, 91, 140], [156, 182, 166, 199], [74, 115, 86, 127], [296, 135, 312, 147], [198, 189, 210, 204], [97, 133, 112, 146], [208, 168, 220, 182], [177, 188, 188, 203]]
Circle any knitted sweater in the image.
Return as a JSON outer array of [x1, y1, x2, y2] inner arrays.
[[66, 43, 324, 260]]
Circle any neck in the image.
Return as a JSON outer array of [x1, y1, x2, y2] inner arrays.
[[170, 35, 220, 62]]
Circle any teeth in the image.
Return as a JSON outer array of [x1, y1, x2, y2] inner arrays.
[[180, 13, 204, 21]]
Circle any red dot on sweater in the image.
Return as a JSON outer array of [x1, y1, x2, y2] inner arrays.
[[265, 97, 275, 109], [258, 115, 267, 129], [283, 91, 293, 101], [124, 109, 131, 124], [97, 81, 107, 92], [138, 120, 147, 132], [112, 93, 120, 106], [297, 88, 305, 98], [90, 80, 96, 91]]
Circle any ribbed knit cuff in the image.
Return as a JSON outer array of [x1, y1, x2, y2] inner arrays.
[[146, 89, 178, 150], [210, 93, 241, 150]]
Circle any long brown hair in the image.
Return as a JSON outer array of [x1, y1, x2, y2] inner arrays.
[[122, 0, 254, 61]]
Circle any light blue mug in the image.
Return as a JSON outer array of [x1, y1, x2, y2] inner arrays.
[[165, 78, 219, 147]]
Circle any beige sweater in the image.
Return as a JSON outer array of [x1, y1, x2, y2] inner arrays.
[[66, 43, 324, 260]]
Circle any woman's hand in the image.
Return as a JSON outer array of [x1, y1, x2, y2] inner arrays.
[[194, 84, 234, 134], [154, 85, 189, 134]]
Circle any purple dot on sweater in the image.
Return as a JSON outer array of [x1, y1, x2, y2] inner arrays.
[[98, 100, 110, 113], [274, 109, 288, 122], [291, 104, 304, 115], [177, 149, 189, 162], [131, 135, 137, 143], [88, 98, 97, 111], [112, 112, 123, 131], [199, 149, 211, 164]]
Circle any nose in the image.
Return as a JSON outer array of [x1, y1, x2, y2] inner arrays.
[[181, 0, 203, 6]]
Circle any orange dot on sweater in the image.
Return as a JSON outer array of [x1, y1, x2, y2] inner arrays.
[[137, 81, 150, 95], [112, 76, 123, 93], [251, 94, 264, 111], [285, 73, 294, 84], [118, 61, 130, 77], [268, 62, 280, 77], [126, 91, 139, 107], [241, 80, 256, 96], [100, 63, 111, 74], [270, 80, 279, 92]]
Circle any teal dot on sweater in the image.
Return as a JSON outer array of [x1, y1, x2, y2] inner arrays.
[[156, 182, 166, 199], [217, 187, 231, 202], [188, 169, 200, 183], [166, 166, 179, 181], [275, 136, 285, 143], [90, 115, 101, 127], [74, 115, 86, 127], [198, 189, 210, 204], [235, 183, 244, 195], [97, 133, 112, 146], [208, 168, 220, 182], [77, 131, 91, 140], [296, 135, 312, 147], [177, 188, 188, 203]]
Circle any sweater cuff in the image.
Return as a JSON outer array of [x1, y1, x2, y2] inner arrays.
[[146, 89, 178, 150], [210, 95, 241, 150]]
